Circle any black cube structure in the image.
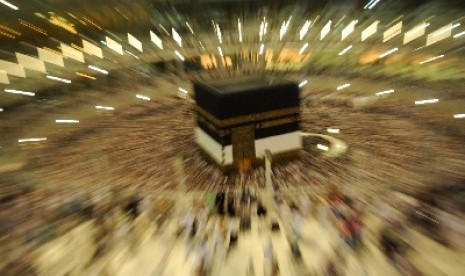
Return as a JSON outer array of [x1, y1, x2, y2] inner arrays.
[[194, 76, 301, 172]]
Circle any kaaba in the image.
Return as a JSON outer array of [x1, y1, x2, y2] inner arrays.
[[194, 76, 301, 172]]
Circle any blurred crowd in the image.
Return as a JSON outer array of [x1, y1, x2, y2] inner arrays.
[[1, 88, 465, 275]]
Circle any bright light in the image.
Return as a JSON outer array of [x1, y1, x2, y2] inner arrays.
[[300, 20, 312, 40], [76, 72, 96, 80], [172, 28, 182, 47], [453, 114, 465, 119], [280, 16, 292, 41], [299, 80, 308, 88], [216, 24, 222, 44], [259, 21, 265, 41], [18, 138, 47, 143], [316, 144, 329, 151], [258, 44, 264, 55], [186, 21, 194, 34], [362, 21, 379, 41], [341, 20, 358, 40], [433, 23, 460, 37], [150, 31, 163, 49], [415, 99, 439, 105], [364, 0, 376, 9], [383, 21, 402, 42], [337, 83, 351, 91], [379, 47, 399, 58], [327, 128, 340, 134], [367, 0, 381, 9], [46, 75, 71, 83], [5, 89, 35, 97], [375, 89, 395, 96], [404, 23, 430, 44], [453, 31, 465, 38], [55, 119, 79, 124], [125, 50, 140, 59], [178, 87, 188, 94], [100, 40, 107, 45], [338, 45, 352, 56], [174, 50, 185, 61], [136, 94, 150, 101], [218, 47, 223, 57], [0, 108, 3, 112], [238, 18, 243, 42], [0, 0, 18, 10], [88, 65, 108, 75], [321, 20, 331, 40], [299, 43, 309, 55], [95, 105, 114, 111], [419, 55, 444, 65]]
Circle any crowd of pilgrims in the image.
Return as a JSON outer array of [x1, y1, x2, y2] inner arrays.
[[1, 85, 465, 274]]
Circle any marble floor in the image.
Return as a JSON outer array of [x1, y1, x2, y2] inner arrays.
[[94, 211, 465, 276]]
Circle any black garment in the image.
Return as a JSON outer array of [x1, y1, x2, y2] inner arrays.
[[227, 199, 236, 217], [125, 199, 140, 219], [257, 204, 267, 217]]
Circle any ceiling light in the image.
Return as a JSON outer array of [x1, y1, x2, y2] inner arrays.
[[453, 114, 465, 119], [95, 105, 114, 111], [433, 23, 460, 37], [0, 108, 3, 112], [46, 75, 71, 83], [419, 55, 444, 65], [0, 0, 18, 10], [364, 0, 376, 9], [178, 87, 188, 94], [280, 16, 292, 41], [218, 46, 223, 57], [321, 20, 331, 40], [454, 31, 465, 38], [216, 24, 222, 44], [316, 144, 329, 151], [186, 21, 194, 34], [174, 50, 185, 61], [238, 18, 243, 43], [18, 137, 47, 143], [415, 99, 438, 105], [368, 0, 381, 9], [337, 83, 350, 90], [172, 28, 182, 47], [75, 72, 96, 80], [338, 45, 352, 56], [299, 43, 309, 55], [136, 94, 150, 101], [5, 89, 35, 96], [379, 47, 398, 58], [258, 44, 264, 55], [341, 20, 358, 40], [327, 128, 340, 134], [88, 65, 108, 74], [125, 50, 140, 59], [299, 80, 308, 88], [375, 89, 395, 96], [55, 119, 79, 124], [300, 20, 312, 40], [150, 31, 163, 49]]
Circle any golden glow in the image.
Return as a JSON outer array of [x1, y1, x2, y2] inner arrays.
[[82, 17, 102, 30], [76, 72, 96, 80], [19, 19, 47, 35], [0, 24, 21, 36], [49, 15, 77, 34], [200, 54, 217, 69], [0, 30, 15, 39]]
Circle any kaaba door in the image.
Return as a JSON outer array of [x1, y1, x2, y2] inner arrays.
[[232, 125, 255, 173]]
